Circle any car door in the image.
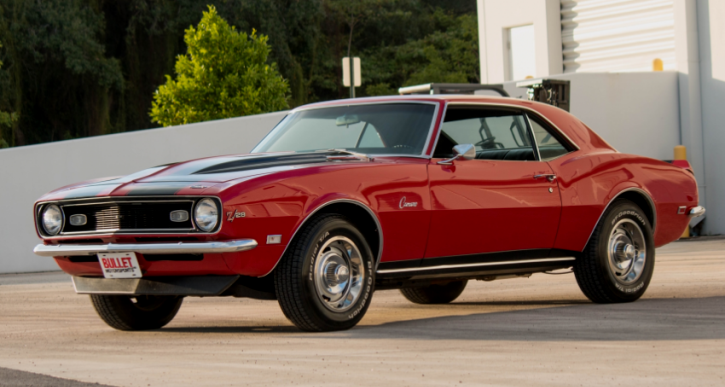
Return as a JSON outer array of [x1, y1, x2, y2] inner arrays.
[[425, 105, 562, 260]]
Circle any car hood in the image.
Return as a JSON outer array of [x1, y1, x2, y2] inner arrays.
[[138, 152, 336, 183], [40, 152, 354, 200]]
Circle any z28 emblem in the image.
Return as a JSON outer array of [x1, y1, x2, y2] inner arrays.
[[226, 209, 246, 222], [399, 196, 418, 209]]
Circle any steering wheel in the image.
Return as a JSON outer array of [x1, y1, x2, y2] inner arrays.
[[475, 137, 497, 149]]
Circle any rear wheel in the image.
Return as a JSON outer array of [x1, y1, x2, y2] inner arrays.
[[274, 214, 375, 332], [90, 295, 183, 331], [400, 280, 468, 304], [574, 199, 655, 303]]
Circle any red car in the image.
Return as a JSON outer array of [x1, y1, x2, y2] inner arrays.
[[33, 95, 704, 332]]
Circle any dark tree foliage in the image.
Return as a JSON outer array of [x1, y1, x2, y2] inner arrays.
[[150, 6, 289, 126], [0, 0, 478, 147]]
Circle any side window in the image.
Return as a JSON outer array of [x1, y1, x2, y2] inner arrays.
[[434, 107, 536, 161], [528, 115, 572, 160]]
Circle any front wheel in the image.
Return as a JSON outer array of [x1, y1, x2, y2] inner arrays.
[[90, 295, 183, 331], [574, 199, 655, 303], [274, 214, 375, 332]]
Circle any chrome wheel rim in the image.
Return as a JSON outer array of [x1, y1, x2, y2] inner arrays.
[[313, 236, 365, 312], [607, 219, 647, 284]]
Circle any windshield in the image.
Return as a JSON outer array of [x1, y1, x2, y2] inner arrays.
[[253, 103, 437, 155]]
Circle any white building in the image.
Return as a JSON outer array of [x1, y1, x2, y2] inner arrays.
[[476, 0, 724, 235]]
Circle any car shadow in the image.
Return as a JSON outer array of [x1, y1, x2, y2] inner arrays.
[[451, 299, 591, 306], [339, 296, 725, 342], [163, 296, 725, 342], [164, 325, 301, 334]]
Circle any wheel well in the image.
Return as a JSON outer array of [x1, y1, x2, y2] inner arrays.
[[617, 190, 656, 230], [316, 202, 381, 263]]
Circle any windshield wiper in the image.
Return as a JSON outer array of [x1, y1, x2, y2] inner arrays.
[[321, 149, 372, 162]]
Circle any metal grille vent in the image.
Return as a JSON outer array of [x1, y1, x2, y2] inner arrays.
[[561, 0, 676, 73], [95, 206, 121, 231]]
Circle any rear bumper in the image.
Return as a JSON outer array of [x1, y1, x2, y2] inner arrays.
[[33, 239, 258, 257], [689, 206, 706, 218]]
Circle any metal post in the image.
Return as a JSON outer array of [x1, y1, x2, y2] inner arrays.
[[349, 58, 355, 98]]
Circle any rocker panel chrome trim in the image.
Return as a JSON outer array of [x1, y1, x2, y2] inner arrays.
[[376, 257, 575, 275]]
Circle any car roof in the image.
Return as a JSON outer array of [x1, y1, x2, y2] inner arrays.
[[291, 95, 616, 153], [294, 94, 514, 108]]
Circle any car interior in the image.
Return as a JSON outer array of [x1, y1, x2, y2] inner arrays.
[[433, 106, 571, 161]]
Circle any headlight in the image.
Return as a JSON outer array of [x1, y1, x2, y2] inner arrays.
[[41, 205, 63, 236], [194, 198, 219, 232]]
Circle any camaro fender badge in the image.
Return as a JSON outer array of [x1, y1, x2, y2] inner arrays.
[[226, 209, 246, 222], [399, 196, 418, 209]]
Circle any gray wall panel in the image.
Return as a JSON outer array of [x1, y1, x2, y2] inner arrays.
[[0, 112, 285, 274]]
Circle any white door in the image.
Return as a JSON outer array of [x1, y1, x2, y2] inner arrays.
[[506, 24, 536, 81]]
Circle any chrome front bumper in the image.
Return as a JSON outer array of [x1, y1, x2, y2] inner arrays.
[[33, 239, 258, 257]]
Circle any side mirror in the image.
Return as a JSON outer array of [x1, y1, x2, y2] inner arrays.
[[438, 144, 476, 165], [453, 144, 476, 160]]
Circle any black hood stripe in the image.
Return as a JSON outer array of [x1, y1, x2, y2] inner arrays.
[[193, 153, 330, 175], [125, 182, 191, 196]]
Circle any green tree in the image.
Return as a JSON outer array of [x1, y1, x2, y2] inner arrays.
[[0, 0, 478, 147], [329, 0, 381, 59], [150, 6, 289, 127], [0, 40, 16, 148], [403, 13, 480, 86], [364, 11, 480, 96], [0, 0, 123, 146]]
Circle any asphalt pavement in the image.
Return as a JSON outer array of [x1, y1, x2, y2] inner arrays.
[[0, 271, 69, 286], [0, 238, 723, 386], [0, 367, 111, 387]]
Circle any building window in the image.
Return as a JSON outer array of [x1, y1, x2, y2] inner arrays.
[[505, 24, 536, 81]]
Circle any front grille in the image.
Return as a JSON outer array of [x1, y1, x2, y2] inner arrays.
[[60, 200, 195, 234]]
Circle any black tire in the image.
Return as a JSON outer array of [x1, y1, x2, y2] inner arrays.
[[274, 214, 375, 332], [90, 295, 183, 331], [574, 199, 655, 303], [400, 280, 468, 304]]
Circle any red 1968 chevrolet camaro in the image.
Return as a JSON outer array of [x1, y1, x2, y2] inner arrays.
[[33, 95, 704, 332]]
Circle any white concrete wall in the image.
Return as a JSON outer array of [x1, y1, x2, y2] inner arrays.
[[674, 0, 707, 218], [698, 0, 725, 235], [477, 0, 562, 83], [482, 72, 681, 161], [0, 112, 286, 274], [476, 0, 723, 235]]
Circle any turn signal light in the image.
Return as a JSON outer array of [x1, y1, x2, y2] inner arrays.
[[170, 210, 190, 223]]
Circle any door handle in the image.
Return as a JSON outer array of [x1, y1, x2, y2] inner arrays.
[[534, 174, 557, 182]]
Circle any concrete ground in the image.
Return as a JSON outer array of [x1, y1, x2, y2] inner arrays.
[[0, 239, 723, 387]]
